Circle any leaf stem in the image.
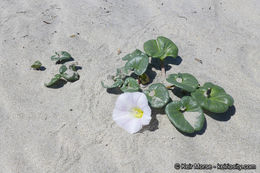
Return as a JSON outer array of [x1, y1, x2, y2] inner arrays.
[[160, 59, 165, 77], [138, 78, 141, 84]]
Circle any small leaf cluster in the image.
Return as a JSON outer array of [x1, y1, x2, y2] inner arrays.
[[102, 36, 178, 92], [45, 51, 80, 87], [102, 36, 234, 135], [51, 51, 72, 64], [30, 51, 80, 87]]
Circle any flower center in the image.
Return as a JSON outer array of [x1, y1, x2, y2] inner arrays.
[[132, 107, 143, 118]]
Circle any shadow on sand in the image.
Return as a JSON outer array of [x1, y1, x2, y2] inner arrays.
[[151, 56, 182, 72]]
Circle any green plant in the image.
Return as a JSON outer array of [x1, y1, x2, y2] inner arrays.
[[166, 73, 199, 92], [144, 36, 178, 76], [45, 64, 80, 87], [144, 83, 170, 108], [165, 96, 205, 134], [122, 49, 149, 76], [51, 51, 72, 64], [31, 60, 42, 70], [102, 36, 234, 135], [45, 52, 80, 87], [191, 82, 234, 113]]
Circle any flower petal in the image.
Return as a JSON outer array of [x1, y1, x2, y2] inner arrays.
[[114, 92, 134, 111], [113, 108, 133, 127], [113, 109, 131, 121], [128, 92, 143, 106], [122, 118, 142, 134], [113, 92, 152, 134], [136, 92, 150, 108], [141, 106, 152, 125]]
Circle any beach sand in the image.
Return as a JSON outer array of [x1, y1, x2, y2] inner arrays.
[[0, 0, 259, 172]]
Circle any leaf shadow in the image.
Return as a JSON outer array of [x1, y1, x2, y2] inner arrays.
[[145, 65, 157, 84], [106, 87, 123, 95], [74, 66, 82, 71], [151, 56, 182, 72], [204, 105, 236, 121], [164, 56, 183, 66], [47, 79, 67, 89], [171, 87, 190, 98], [56, 57, 74, 64], [38, 66, 46, 71], [140, 108, 165, 133]]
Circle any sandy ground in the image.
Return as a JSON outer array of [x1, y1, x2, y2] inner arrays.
[[0, 0, 260, 172]]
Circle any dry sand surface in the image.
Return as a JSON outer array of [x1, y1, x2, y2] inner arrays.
[[0, 0, 260, 172]]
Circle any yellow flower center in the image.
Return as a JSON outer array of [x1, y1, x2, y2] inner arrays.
[[132, 107, 143, 118]]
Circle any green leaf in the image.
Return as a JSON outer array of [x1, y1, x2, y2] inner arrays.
[[59, 65, 68, 74], [101, 78, 124, 89], [122, 49, 142, 61], [165, 96, 205, 134], [120, 77, 140, 93], [122, 49, 149, 75], [45, 74, 62, 87], [69, 64, 77, 71], [166, 73, 199, 92], [31, 60, 42, 70], [144, 83, 170, 108], [115, 67, 129, 79], [51, 51, 72, 63], [61, 70, 79, 82], [191, 82, 234, 113], [143, 36, 178, 60]]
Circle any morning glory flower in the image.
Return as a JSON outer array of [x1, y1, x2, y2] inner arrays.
[[113, 92, 152, 134]]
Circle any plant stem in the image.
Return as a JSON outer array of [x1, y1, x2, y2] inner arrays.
[[137, 78, 141, 84], [160, 59, 165, 77]]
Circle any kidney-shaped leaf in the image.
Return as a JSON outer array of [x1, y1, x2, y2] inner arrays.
[[166, 73, 199, 92], [51, 51, 72, 63], [45, 74, 62, 87], [143, 36, 178, 60], [165, 96, 205, 134], [144, 83, 170, 108], [191, 82, 234, 113], [120, 77, 140, 93], [122, 49, 149, 75]]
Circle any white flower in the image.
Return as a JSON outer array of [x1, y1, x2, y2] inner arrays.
[[113, 92, 152, 134]]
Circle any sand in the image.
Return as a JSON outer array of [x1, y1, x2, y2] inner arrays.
[[0, 0, 259, 172]]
